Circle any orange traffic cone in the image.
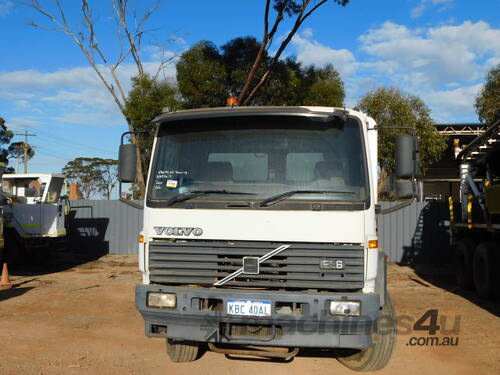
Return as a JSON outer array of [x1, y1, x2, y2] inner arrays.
[[0, 263, 12, 289]]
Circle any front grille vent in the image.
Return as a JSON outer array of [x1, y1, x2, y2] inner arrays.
[[149, 241, 364, 290]]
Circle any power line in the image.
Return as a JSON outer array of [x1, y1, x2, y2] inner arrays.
[[36, 146, 75, 161], [11, 127, 118, 173], [35, 134, 116, 158], [34, 128, 117, 156], [40, 131, 114, 154]]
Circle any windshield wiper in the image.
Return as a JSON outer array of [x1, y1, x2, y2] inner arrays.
[[259, 190, 355, 207], [166, 190, 256, 206]]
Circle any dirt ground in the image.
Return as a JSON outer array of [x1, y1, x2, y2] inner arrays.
[[1, 253, 499, 375]]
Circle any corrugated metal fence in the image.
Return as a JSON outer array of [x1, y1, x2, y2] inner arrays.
[[378, 201, 451, 264], [67, 200, 143, 255], [67, 200, 452, 264]]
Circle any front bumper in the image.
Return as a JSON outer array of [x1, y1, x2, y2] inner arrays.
[[136, 285, 381, 349]]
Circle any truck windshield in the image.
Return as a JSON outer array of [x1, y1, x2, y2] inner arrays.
[[148, 115, 369, 207]]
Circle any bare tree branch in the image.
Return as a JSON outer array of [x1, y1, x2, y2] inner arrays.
[[26, 20, 62, 33], [135, 0, 160, 50], [20, 0, 170, 195], [114, 0, 144, 76], [111, 8, 127, 69], [152, 51, 177, 81], [240, 0, 335, 105], [83, 0, 129, 105], [55, 0, 68, 25], [237, 0, 284, 105]]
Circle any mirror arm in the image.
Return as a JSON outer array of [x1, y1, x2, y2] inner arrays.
[[119, 197, 144, 210], [118, 130, 152, 200], [374, 125, 417, 137], [120, 130, 152, 146]]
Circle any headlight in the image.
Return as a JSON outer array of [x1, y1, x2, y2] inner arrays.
[[147, 292, 176, 309], [329, 300, 360, 316]]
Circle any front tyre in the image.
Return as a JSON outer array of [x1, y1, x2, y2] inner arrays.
[[337, 295, 396, 372], [166, 339, 199, 362]]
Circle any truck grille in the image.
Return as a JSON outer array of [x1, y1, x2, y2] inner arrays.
[[148, 241, 364, 290]]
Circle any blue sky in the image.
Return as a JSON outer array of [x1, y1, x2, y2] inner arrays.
[[0, 0, 499, 176]]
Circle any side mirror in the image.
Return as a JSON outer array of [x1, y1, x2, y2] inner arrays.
[[395, 135, 420, 199], [118, 144, 137, 183], [395, 135, 419, 178], [395, 180, 416, 199]]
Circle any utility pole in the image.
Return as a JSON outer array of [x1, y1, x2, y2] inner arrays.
[[15, 130, 36, 173]]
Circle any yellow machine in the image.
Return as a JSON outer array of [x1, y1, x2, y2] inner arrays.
[[450, 119, 500, 298]]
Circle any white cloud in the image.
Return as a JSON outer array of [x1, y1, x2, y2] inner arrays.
[[2, 21, 496, 131], [0, 92, 35, 100], [146, 46, 178, 62], [145, 36, 187, 64], [301, 28, 314, 39], [291, 29, 357, 76], [0, 67, 101, 91], [423, 84, 482, 122], [0, 57, 178, 131], [0, 59, 177, 97], [0, 0, 13, 16], [358, 21, 500, 89], [41, 88, 118, 112], [353, 20, 500, 122], [8, 116, 45, 129], [280, 20, 500, 122], [52, 112, 123, 127], [410, 0, 455, 19], [14, 100, 30, 109], [288, 21, 499, 123]]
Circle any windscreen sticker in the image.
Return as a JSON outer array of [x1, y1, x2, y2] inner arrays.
[[156, 170, 171, 178], [153, 170, 189, 191], [156, 170, 189, 176], [173, 170, 189, 176], [166, 179, 178, 188]]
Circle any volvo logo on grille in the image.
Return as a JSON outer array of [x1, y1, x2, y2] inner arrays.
[[153, 226, 203, 236], [214, 244, 290, 286], [243, 257, 259, 274]]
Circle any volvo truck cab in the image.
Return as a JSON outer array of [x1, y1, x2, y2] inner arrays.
[[120, 106, 397, 371]]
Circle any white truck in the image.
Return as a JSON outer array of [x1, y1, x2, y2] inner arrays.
[[119, 106, 416, 371], [1, 173, 68, 264]]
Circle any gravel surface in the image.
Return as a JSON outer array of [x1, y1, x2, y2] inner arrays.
[[0, 254, 498, 375]]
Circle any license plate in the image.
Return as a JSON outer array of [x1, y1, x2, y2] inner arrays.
[[227, 300, 271, 316]]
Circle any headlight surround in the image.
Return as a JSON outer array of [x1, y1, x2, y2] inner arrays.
[[147, 292, 176, 309], [329, 300, 361, 316]]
